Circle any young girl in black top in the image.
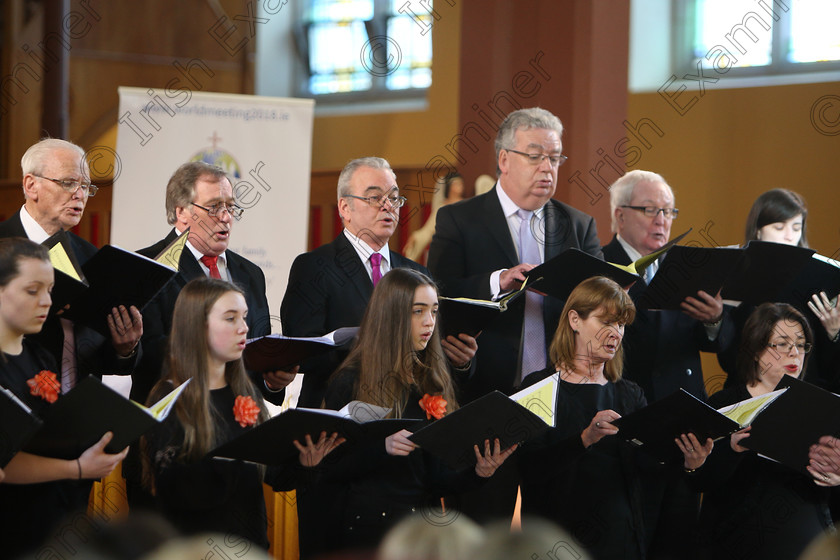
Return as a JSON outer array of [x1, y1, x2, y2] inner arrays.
[[315, 268, 515, 554], [142, 277, 342, 549], [0, 237, 127, 557]]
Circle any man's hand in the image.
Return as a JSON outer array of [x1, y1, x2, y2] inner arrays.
[[442, 334, 477, 368], [499, 263, 536, 292], [264, 366, 299, 391], [680, 290, 724, 324], [107, 305, 143, 357]]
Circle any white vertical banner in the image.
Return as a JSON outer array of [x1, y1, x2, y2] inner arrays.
[[112, 88, 314, 332]]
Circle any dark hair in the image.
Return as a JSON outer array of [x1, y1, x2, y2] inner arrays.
[[336, 268, 457, 418], [744, 189, 808, 247], [549, 276, 636, 382], [443, 172, 462, 199], [0, 237, 50, 287], [737, 303, 814, 385]]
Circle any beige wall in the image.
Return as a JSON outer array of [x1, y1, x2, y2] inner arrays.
[[310, 2, 461, 171]]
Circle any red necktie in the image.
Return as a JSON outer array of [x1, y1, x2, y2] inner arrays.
[[370, 253, 382, 287], [200, 255, 222, 279]]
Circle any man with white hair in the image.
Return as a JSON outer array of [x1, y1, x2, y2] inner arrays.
[[603, 169, 735, 559], [604, 169, 733, 401], [0, 138, 143, 384]]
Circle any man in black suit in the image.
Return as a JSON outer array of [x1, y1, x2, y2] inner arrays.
[[0, 138, 143, 384], [281, 157, 477, 409], [133, 161, 293, 405], [603, 169, 735, 559], [428, 107, 603, 400], [602, 169, 733, 402], [427, 107, 602, 524]]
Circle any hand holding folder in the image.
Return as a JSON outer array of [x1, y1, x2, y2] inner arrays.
[[23, 377, 189, 460], [43, 230, 178, 335], [210, 401, 422, 465]]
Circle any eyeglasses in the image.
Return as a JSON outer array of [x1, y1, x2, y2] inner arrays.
[[33, 175, 98, 197], [191, 202, 244, 219], [344, 194, 407, 208], [505, 149, 568, 167], [767, 341, 812, 354], [621, 205, 679, 219]]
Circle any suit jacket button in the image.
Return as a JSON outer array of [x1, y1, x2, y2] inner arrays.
[[686, 369, 692, 376]]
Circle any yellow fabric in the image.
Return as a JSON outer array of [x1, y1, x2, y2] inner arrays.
[[265, 486, 299, 559], [88, 462, 130, 520], [87, 464, 300, 559]]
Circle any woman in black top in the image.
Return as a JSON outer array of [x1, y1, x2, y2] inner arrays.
[[0, 237, 127, 557], [518, 276, 703, 560], [718, 189, 840, 391], [689, 303, 837, 559], [142, 277, 342, 549], [316, 268, 516, 554]]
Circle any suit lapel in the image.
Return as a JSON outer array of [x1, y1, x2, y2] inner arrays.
[[482, 188, 519, 266], [334, 234, 374, 301]]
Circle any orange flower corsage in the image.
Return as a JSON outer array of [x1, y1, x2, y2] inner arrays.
[[419, 394, 447, 420], [27, 370, 60, 403], [233, 395, 260, 427]]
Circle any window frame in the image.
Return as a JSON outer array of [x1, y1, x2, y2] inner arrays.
[[293, 0, 434, 106], [672, 0, 840, 79]]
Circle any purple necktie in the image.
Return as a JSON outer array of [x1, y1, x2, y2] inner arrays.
[[517, 209, 546, 382], [370, 253, 383, 286]]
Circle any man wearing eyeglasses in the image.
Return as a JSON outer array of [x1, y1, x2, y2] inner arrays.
[[428, 107, 602, 401], [134, 161, 291, 405], [604, 169, 733, 403], [603, 170, 735, 559], [0, 138, 144, 381], [281, 157, 477, 411]]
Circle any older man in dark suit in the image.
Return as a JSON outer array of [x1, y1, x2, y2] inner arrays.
[[133, 161, 292, 405], [602, 169, 733, 402], [281, 157, 477, 410], [0, 138, 143, 385], [603, 169, 735, 559]]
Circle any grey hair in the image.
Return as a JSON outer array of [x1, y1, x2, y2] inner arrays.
[[21, 138, 86, 177], [494, 108, 564, 174], [609, 170, 671, 232], [336, 157, 394, 201], [165, 162, 230, 225]]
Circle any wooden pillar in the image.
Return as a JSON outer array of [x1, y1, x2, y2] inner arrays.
[[41, 0, 70, 139], [456, 0, 630, 241]]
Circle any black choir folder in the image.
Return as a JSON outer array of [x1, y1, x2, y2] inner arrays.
[[438, 297, 507, 338], [0, 385, 43, 468], [408, 391, 550, 471], [524, 229, 693, 303], [612, 386, 796, 462], [43, 230, 178, 335], [743, 376, 840, 476], [635, 246, 743, 310], [23, 377, 188, 460], [242, 327, 359, 372], [721, 241, 840, 307], [211, 402, 422, 465]]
